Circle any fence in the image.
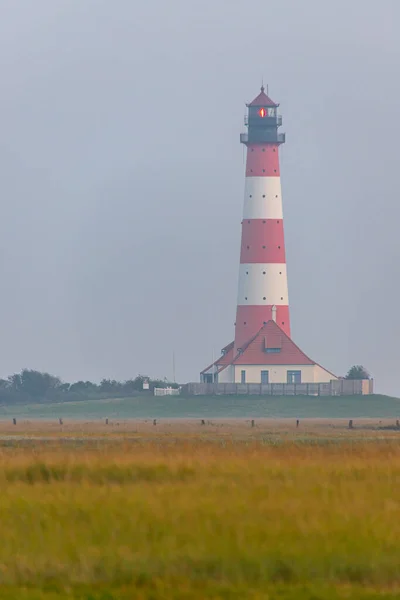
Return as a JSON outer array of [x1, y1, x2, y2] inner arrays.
[[182, 379, 373, 397], [154, 387, 181, 396]]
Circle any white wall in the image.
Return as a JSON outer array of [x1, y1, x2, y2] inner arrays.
[[243, 177, 283, 219], [234, 364, 337, 384], [237, 263, 289, 306], [217, 365, 234, 383]]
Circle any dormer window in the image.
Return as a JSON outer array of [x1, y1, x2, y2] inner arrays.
[[264, 347, 281, 354]]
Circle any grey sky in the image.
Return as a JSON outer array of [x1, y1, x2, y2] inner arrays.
[[0, 0, 399, 394]]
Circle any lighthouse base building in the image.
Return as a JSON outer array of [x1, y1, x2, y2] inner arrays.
[[200, 86, 337, 386], [200, 320, 336, 385]]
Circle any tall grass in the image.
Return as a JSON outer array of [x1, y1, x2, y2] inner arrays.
[[0, 439, 400, 598]]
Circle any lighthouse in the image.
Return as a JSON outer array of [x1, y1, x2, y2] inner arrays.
[[201, 87, 336, 386], [235, 86, 289, 352]]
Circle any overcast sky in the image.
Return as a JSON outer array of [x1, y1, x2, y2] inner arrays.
[[0, 0, 399, 394]]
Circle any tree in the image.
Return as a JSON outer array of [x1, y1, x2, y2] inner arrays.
[[18, 369, 61, 398], [345, 365, 370, 380]]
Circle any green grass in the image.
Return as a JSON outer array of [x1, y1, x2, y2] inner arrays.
[[0, 393, 399, 419], [0, 438, 400, 598]]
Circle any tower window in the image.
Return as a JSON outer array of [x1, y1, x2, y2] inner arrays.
[[275, 195, 278, 198], [244, 322, 247, 325], [281, 297, 283, 300], [263, 271, 266, 275], [246, 245, 250, 249], [273, 149, 276, 152], [262, 148, 265, 152], [246, 271, 248, 274], [248, 220, 250, 224], [263, 297, 266, 300], [263, 220, 266, 223], [278, 246, 281, 249], [245, 297, 248, 300], [262, 169, 265, 173], [274, 169, 277, 173], [262, 194, 266, 198], [262, 245, 266, 249], [249, 194, 252, 198]]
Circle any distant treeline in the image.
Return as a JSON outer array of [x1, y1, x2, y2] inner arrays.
[[0, 370, 178, 405]]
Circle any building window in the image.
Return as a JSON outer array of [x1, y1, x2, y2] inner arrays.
[[287, 370, 301, 384], [261, 370, 269, 384], [265, 348, 281, 354], [241, 370, 246, 384]]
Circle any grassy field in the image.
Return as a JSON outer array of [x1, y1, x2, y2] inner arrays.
[[1, 393, 400, 420], [1, 426, 400, 599]]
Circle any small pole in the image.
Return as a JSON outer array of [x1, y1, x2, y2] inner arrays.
[[396, 419, 399, 428], [349, 419, 353, 430], [59, 418, 63, 425], [201, 419, 205, 425], [296, 419, 299, 428], [153, 419, 157, 426], [251, 419, 255, 428], [12, 418, 16, 425], [105, 418, 109, 425]]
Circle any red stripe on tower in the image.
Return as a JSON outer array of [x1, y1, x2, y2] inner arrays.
[[234, 86, 290, 352]]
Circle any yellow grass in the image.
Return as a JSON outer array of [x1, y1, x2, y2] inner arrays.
[[0, 424, 399, 598]]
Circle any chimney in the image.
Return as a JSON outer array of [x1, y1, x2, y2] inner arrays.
[[271, 305, 277, 323]]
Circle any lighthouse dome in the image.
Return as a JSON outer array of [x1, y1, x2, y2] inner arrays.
[[247, 86, 278, 108]]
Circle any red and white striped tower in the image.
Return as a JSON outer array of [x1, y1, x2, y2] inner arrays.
[[234, 87, 290, 352]]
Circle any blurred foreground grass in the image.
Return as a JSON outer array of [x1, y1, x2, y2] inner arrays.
[[0, 438, 400, 599]]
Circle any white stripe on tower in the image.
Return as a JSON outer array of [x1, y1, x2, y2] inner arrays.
[[234, 88, 290, 353]]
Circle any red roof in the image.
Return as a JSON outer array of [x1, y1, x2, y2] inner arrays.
[[233, 320, 314, 366], [201, 321, 336, 377], [248, 86, 278, 108], [200, 341, 234, 375]]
